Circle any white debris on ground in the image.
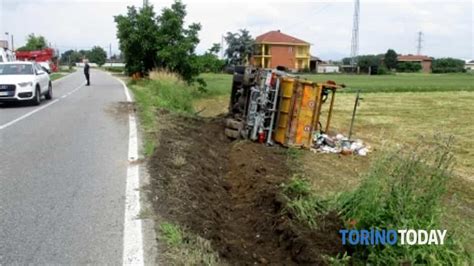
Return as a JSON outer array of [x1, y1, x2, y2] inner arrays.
[[311, 133, 370, 156]]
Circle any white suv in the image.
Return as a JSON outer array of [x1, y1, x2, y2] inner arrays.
[[0, 62, 52, 105]]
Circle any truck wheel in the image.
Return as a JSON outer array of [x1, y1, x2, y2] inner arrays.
[[45, 82, 53, 100]]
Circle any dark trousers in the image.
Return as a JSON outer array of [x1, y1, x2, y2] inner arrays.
[[85, 73, 90, 85]]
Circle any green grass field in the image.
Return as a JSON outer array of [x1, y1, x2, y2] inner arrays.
[[302, 72, 474, 93], [199, 72, 474, 94]]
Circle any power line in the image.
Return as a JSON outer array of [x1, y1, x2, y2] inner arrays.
[[285, 3, 332, 30], [350, 0, 360, 66], [416, 31, 423, 55]]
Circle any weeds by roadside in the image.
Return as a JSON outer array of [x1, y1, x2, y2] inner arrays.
[[282, 177, 328, 228], [158, 222, 221, 266], [336, 137, 470, 264], [282, 137, 470, 265]]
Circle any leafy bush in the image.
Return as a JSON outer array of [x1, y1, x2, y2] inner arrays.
[[432, 58, 466, 73], [196, 53, 225, 73], [337, 137, 469, 265], [377, 65, 390, 75], [396, 61, 422, 72], [104, 66, 125, 73]]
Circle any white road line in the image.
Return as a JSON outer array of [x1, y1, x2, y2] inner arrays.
[[118, 77, 144, 266], [0, 83, 84, 131]]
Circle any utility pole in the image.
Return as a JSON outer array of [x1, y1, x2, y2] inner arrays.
[[5, 32, 14, 51], [143, 0, 148, 7], [416, 31, 423, 55], [109, 43, 112, 67], [350, 0, 360, 68], [221, 34, 225, 60]]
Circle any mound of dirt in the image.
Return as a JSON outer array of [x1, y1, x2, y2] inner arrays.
[[148, 111, 346, 265]]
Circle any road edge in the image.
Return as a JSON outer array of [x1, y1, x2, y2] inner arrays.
[[117, 77, 145, 265]]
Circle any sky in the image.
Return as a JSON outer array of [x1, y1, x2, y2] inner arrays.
[[0, 0, 473, 60]]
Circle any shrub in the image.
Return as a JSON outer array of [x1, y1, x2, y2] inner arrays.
[[337, 137, 469, 265], [396, 61, 422, 72], [432, 58, 466, 73]]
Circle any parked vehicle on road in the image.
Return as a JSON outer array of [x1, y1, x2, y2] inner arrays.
[[0, 62, 52, 105]]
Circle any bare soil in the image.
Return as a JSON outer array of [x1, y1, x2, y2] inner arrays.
[[147, 110, 346, 265]]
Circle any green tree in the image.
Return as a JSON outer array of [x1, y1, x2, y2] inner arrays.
[[17, 33, 48, 51], [60, 50, 83, 66], [155, 0, 202, 84], [432, 58, 465, 73], [357, 54, 383, 73], [87, 46, 107, 66], [342, 57, 351, 65], [208, 43, 221, 55], [196, 44, 225, 73], [115, 1, 202, 86], [115, 5, 159, 74], [384, 49, 398, 70], [224, 29, 254, 66]]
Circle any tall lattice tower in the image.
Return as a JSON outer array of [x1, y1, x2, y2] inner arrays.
[[350, 0, 360, 66], [416, 31, 423, 55]]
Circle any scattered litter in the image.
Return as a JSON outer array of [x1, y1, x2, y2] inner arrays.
[[311, 132, 371, 156]]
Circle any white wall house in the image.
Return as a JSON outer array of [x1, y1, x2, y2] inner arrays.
[[465, 60, 474, 71], [317, 64, 340, 73]]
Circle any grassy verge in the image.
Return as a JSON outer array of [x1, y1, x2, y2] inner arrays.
[[282, 140, 471, 265], [50, 73, 65, 81], [130, 71, 226, 264], [129, 71, 199, 156], [103, 66, 125, 73], [158, 222, 220, 265]]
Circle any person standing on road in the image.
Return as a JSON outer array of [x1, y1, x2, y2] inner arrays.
[[84, 60, 90, 86]]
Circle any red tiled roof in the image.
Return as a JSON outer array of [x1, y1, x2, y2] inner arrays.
[[255, 30, 309, 44], [398, 55, 432, 61]]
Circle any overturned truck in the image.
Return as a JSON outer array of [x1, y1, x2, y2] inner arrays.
[[225, 66, 344, 149]]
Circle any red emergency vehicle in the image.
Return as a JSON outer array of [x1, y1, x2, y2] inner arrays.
[[15, 48, 59, 72]]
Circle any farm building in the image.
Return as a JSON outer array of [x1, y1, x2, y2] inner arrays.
[[397, 55, 432, 73], [252, 30, 310, 71], [465, 60, 474, 71], [317, 64, 340, 73]]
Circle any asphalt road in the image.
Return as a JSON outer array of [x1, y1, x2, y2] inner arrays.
[[0, 70, 131, 264]]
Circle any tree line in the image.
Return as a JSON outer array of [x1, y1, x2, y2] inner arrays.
[[342, 49, 467, 74]]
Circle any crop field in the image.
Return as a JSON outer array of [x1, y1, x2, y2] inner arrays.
[[303, 72, 474, 93]]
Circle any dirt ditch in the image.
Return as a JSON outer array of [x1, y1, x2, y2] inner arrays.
[[148, 110, 346, 265]]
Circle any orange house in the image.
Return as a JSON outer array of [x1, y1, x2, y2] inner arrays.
[[252, 30, 311, 71]]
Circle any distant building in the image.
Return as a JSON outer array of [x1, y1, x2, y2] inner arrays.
[[317, 64, 340, 73], [252, 30, 310, 71], [465, 60, 474, 71], [397, 55, 432, 73]]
